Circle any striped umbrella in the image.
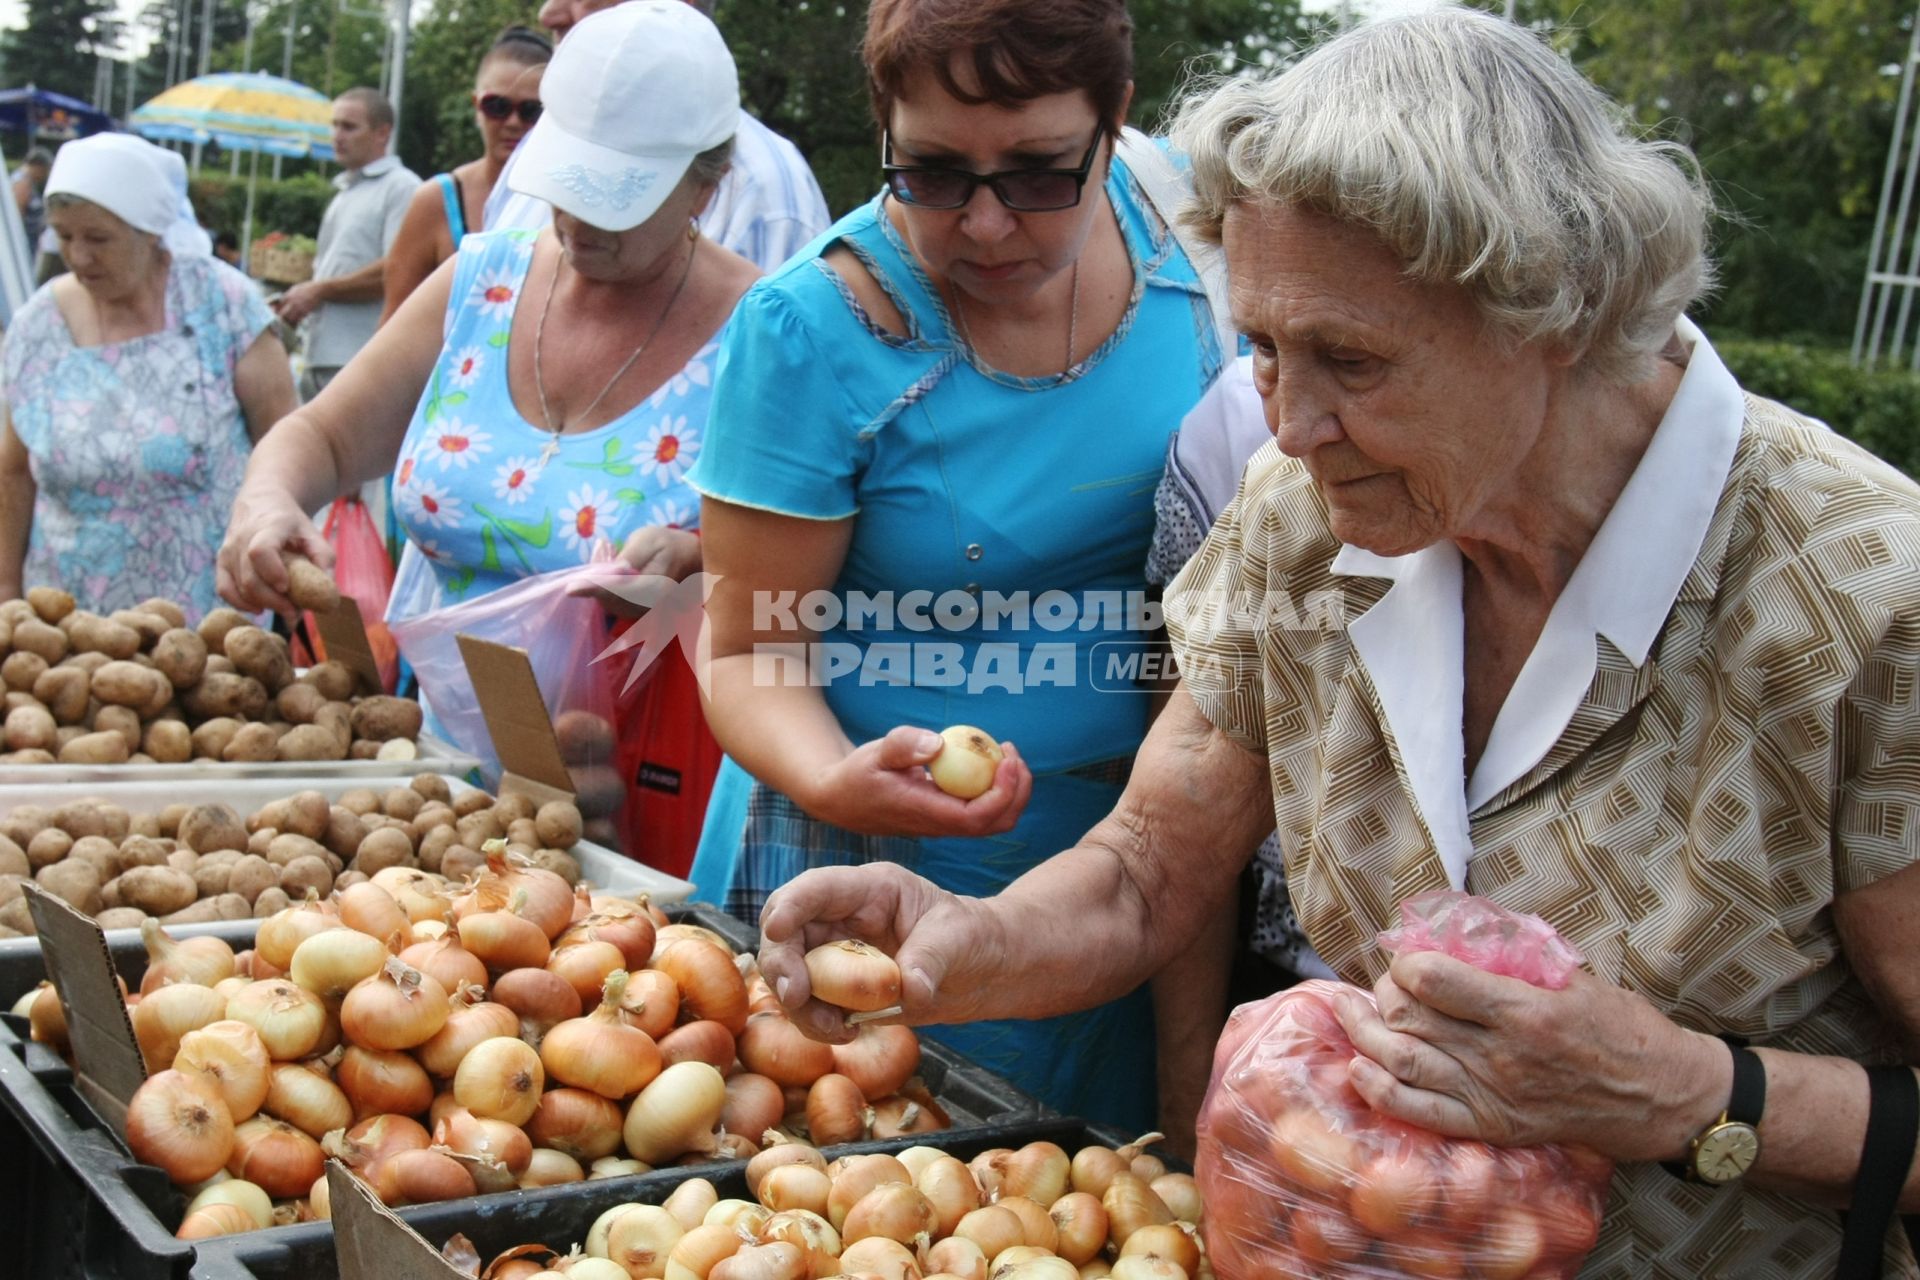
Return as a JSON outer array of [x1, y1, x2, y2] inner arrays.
[[130, 71, 334, 160]]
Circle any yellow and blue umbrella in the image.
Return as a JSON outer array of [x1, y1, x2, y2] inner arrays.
[[131, 71, 334, 161]]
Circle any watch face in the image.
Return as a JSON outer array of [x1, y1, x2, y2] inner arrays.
[[1694, 1122, 1761, 1184]]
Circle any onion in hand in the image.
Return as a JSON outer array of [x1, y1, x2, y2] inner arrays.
[[926, 724, 1002, 799]]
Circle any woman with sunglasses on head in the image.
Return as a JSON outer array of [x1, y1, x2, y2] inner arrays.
[[685, 0, 1228, 1129], [379, 26, 551, 323]]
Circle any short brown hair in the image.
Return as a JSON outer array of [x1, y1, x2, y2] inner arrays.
[[864, 0, 1133, 137]]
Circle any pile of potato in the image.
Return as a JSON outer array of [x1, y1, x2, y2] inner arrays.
[[0, 586, 422, 766], [0, 776, 587, 935]]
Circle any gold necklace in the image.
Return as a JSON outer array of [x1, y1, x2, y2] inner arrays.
[[531, 241, 696, 469], [949, 258, 1082, 385]]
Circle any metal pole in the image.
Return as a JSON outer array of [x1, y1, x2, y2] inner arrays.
[[275, 0, 297, 178], [388, 0, 408, 146], [189, 0, 212, 170], [1854, 11, 1920, 366]]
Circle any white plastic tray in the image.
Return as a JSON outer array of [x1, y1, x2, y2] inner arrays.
[[0, 775, 693, 903], [0, 733, 483, 787]]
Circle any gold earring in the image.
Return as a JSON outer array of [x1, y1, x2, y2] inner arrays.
[[687, 218, 700, 244]]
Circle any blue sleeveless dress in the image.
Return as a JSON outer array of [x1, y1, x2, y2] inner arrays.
[[686, 154, 1224, 1128]]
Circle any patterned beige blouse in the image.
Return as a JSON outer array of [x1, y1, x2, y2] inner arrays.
[[1166, 385, 1920, 1277]]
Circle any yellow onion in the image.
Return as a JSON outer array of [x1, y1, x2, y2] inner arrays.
[[745, 1141, 827, 1199], [400, 933, 489, 995], [802, 940, 901, 1014], [548, 939, 627, 1009], [227, 1115, 324, 1198], [457, 893, 551, 972], [224, 980, 327, 1060], [263, 1062, 353, 1137], [833, 1237, 919, 1280], [590, 1204, 684, 1277], [173, 1020, 271, 1122], [1050, 1191, 1109, 1264], [186, 1178, 273, 1229], [652, 939, 748, 1034], [841, 1181, 935, 1246], [541, 970, 663, 1100], [138, 919, 236, 994], [954, 1205, 1025, 1260], [622, 1061, 725, 1164], [337, 1045, 434, 1120], [560, 902, 656, 971], [492, 967, 581, 1042], [615, 968, 679, 1039], [825, 1153, 910, 1232], [133, 982, 229, 1073], [454, 845, 573, 940], [27, 982, 68, 1053], [1149, 1173, 1202, 1224], [829, 1024, 919, 1100], [415, 988, 518, 1078], [757, 1164, 830, 1216], [665, 1222, 743, 1278], [589, 1156, 653, 1180], [372, 1146, 476, 1206], [526, 1087, 624, 1160], [340, 955, 450, 1051], [175, 1202, 254, 1239], [454, 1035, 544, 1126], [996, 1195, 1058, 1254], [1119, 1223, 1201, 1276], [918, 1154, 983, 1238], [126, 1069, 235, 1185], [323, 1112, 430, 1173], [723, 1073, 786, 1145], [803, 1073, 868, 1146], [336, 881, 410, 945], [434, 1105, 533, 1174], [925, 1236, 988, 1280], [758, 1208, 840, 1274], [289, 928, 389, 1001], [1102, 1172, 1175, 1249], [657, 1020, 736, 1072], [704, 1200, 772, 1235], [371, 867, 453, 924], [255, 894, 342, 970], [736, 1013, 834, 1089], [519, 1148, 585, 1188], [663, 1177, 720, 1231]]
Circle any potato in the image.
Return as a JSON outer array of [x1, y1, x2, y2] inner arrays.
[[4, 703, 56, 751], [91, 660, 165, 709], [278, 855, 334, 898], [440, 844, 486, 882], [0, 747, 53, 764], [416, 826, 458, 874], [59, 651, 111, 677], [323, 807, 369, 860], [65, 613, 142, 660], [351, 696, 424, 744], [194, 607, 245, 649], [531, 848, 581, 886], [117, 864, 198, 915], [151, 629, 208, 690], [279, 792, 331, 841], [553, 708, 616, 766], [159, 899, 223, 925], [166, 848, 198, 873], [285, 555, 341, 613], [353, 827, 414, 875], [94, 907, 149, 930], [4, 691, 36, 714], [276, 724, 346, 762], [301, 661, 358, 702], [36, 859, 103, 914], [338, 788, 382, 816], [404, 776, 449, 807], [410, 804, 455, 835], [310, 701, 351, 749], [117, 836, 170, 870], [50, 800, 122, 841], [91, 705, 142, 755], [226, 854, 278, 905], [224, 627, 293, 692], [221, 723, 279, 762], [0, 598, 32, 625], [265, 833, 329, 868], [252, 886, 292, 917], [535, 800, 585, 849], [26, 586, 75, 624], [12, 618, 69, 664], [187, 721, 243, 764], [142, 719, 192, 763], [177, 804, 247, 855], [203, 655, 236, 678], [3, 650, 49, 692], [31, 666, 90, 724], [382, 788, 424, 821], [451, 790, 494, 819], [0, 895, 34, 934], [0, 835, 24, 879], [69, 835, 122, 878], [26, 828, 72, 869], [275, 682, 326, 725], [128, 813, 161, 840], [507, 818, 540, 848], [455, 811, 503, 850], [192, 858, 232, 897], [348, 740, 382, 760], [52, 725, 84, 751], [109, 610, 171, 649], [58, 731, 130, 765], [492, 791, 536, 824], [567, 768, 623, 821], [181, 673, 267, 721]]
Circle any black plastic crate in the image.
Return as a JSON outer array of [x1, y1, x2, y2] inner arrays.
[[0, 901, 1048, 1274], [185, 1117, 1105, 1280]]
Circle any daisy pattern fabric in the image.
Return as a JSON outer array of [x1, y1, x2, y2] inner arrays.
[[391, 229, 717, 602]]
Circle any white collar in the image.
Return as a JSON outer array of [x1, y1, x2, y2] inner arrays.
[[1330, 319, 1743, 887], [337, 154, 399, 188]]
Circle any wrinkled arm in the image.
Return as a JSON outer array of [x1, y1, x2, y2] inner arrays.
[[0, 408, 32, 598], [232, 330, 297, 446], [380, 182, 448, 325]]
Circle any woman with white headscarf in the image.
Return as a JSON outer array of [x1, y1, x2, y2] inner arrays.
[[0, 133, 296, 620]]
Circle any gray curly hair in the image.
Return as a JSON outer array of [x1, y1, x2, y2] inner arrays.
[[1171, 6, 1715, 382]]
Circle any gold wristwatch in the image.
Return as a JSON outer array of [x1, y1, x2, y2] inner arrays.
[[1666, 1040, 1765, 1185]]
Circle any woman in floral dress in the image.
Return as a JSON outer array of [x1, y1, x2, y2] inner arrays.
[[218, 4, 755, 868]]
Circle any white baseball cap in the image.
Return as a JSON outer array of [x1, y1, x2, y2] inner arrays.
[[509, 0, 741, 232]]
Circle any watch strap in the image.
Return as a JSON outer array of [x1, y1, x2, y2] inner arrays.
[[1724, 1042, 1766, 1127], [1835, 1065, 1919, 1280]]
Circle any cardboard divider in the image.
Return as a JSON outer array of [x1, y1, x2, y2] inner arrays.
[[22, 883, 145, 1139], [312, 595, 386, 698], [456, 636, 577, 798], [329, 1162, 467, 1280]]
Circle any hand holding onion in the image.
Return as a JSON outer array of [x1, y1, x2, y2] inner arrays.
[[758, 863, 1007, 1043], [803, 725, 1032, 839]]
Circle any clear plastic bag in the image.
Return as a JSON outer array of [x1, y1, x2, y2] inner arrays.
[[389, 564, 638, 849], [1196, 892, 1613, 1279]]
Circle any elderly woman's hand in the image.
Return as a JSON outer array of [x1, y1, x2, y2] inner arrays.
[[759, 862, 1008, 1042], [805, 727, 1033, 840], [217, 487, 333, 618], [1334, 952, 1732, 1163], [563, 526, 704, 618]]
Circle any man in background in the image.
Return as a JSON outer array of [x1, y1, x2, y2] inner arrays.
[[274, 88, 420, 397]]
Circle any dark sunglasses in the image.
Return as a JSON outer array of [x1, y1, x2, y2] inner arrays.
[[476, 93, 542, 124], [881, 130, 1102, 212]]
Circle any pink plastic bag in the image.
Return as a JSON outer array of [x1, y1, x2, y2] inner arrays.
[[388, 565, 640, 850], [1195, 892, 1612, 1279]]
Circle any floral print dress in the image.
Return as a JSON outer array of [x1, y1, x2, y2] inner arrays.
[[2, 254, 271, 622], [392, 230, 718, 601]]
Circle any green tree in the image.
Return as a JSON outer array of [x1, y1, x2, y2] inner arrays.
[[5, 0, 115, 102], [394, 0, 544, 177]]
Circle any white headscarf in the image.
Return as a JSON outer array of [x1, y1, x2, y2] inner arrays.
[[45, 133, 213, 258]]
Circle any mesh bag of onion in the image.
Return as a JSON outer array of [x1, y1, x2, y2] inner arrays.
[[1194, 891, 1613, 1279]]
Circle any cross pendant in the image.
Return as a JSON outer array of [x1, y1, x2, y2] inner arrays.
[[537, 435, 562, 469]]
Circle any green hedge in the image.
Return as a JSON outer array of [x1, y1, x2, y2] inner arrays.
[[187, 172, 336, 246], [1715, 339, 1920, 478]]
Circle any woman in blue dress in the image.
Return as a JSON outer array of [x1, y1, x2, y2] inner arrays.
[[688, 0, 1226, 1128]]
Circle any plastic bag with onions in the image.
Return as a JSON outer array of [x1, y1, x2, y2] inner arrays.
[[1195, 891, 1613, 1279]]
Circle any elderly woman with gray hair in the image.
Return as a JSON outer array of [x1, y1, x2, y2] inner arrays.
[[753, 9, 1920, 1275], [0, 133, 296, 621]]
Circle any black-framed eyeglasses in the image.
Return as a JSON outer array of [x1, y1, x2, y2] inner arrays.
[[881, 130, 1102, 211], [476, 93, 542, 124]]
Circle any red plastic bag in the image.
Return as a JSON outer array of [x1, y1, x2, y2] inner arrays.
[[388, 566, 641, 852], [1196, 892, 1612, 1279], [292, 498, 399, 692]]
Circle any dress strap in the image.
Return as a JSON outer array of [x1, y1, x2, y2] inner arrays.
[[436, 173, 468, 244], [836, 197, 954, 343]]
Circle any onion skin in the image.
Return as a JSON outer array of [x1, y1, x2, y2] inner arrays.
[[615, 968, 679, 1039], [491, 967, 581, 1035], [525, 1087, 625, 1160], [829, 1024, 919, 1100], [176, 1202, 254, 1239], [400, 934, 489, 995], [341, 958, 451, 1052], [723, 1073, 787, 1144], [539, 970, 663, 1100], [454, 1035, 545, 1127], [262, 1062, 353, 1137], [126, 1070, 235, 1186], [736, 1013, 835, 1089], [337, 1045, 435, 1121], [133, 982, 229, 1074], [373, 1147, 477, 1206], [173, 1020, 272, 1122], [802, 940, 901, 1014], [652, 939, 749, 1034], [656, 1019, 736, 1072], [622, 1061, 726, 1164], [227, 1115, 325, 1198], [140, 920, 237, 994], [546, 938, 626, 1008], [415, 996, 518, 1079]]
